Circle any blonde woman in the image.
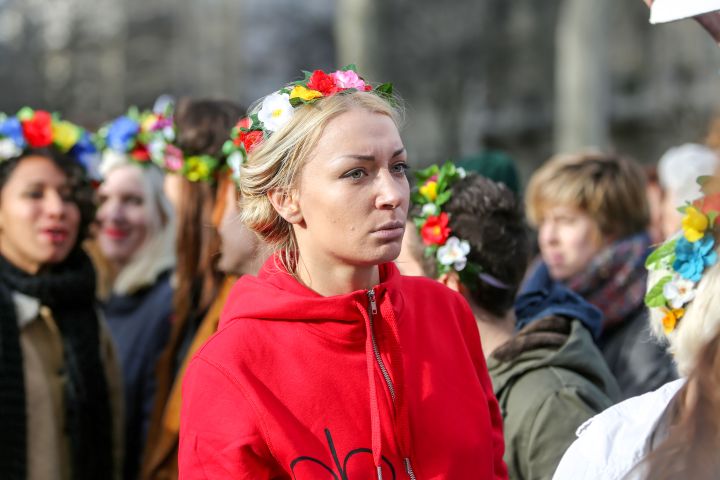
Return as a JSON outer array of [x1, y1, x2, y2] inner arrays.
[[95, 112, 176, 480], [553, 189, 720, 479], [178, 68, 507, 479]]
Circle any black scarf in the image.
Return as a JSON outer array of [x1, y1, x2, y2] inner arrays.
[[0, 249, 113, 480]]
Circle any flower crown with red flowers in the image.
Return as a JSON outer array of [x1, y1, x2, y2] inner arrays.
[[411, 161, 511, 290], [645, 177, 720, 334], [0, 107, 101, 180], [221, 65, 393, 182]]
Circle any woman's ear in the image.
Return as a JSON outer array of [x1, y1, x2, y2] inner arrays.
[[268, 188, 303, 225]]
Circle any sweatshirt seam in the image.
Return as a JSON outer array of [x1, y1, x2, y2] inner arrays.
[[194, 355, 282, 468]]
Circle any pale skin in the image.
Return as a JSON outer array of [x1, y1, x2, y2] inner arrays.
[[0, 156, 80, 274], [442, 272, 515, 358], [96, 164, 150, 269], [269, 108, 410, 296], [537, 205, 607, 281]]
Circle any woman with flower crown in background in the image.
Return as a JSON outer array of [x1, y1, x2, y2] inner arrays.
[[553, 183, 720, 479], [178, 67, 507, 479], [405, 164, 621, 480], [0, 108, 122, 480], [93, 107, 177, 480], [140, 98, 246, 480]]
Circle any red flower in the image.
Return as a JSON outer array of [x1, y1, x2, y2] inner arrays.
[[307, 70, 339, 96], [21, 110, 53, 147], [421, 212, 451, 246], [130, 144, 150, 162], [241, 130, 264, 153]]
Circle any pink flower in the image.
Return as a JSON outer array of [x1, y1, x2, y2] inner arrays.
[[164, 144, 184, 172], [332, 70, 367, 90]]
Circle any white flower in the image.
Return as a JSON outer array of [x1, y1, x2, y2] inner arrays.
[[227, 151, 244, 183], [0, 138, 22, 160], [258, 92, 294, 132], [148, 139, 166, 163], [663, 277, 696, 309], [437, 236, 471, 271], [422, 203, 438, 216], [457, 167, 467, 179], [99, 149, 129, 178]]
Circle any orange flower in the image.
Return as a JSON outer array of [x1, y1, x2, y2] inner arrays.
[[661, 307, 684, 334]]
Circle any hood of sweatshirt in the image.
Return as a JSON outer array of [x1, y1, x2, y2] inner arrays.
[[488, 316, 621, 404], [219, 255, 410, 478]]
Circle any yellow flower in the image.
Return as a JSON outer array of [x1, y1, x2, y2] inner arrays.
[[419, 181, 438, 201], [51, 121, 80, 153], [141, 114, 158, 132], [682, 206, 709, 242], [661, 307, 684, 334], [289, 85, 323, 102], [185, 156, 211, 182]]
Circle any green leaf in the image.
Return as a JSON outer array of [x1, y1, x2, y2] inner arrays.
[[375, 82, 393, 95], [698, 175, 712, 187], [708, 211, 719, 226], [644, 275, 672, 308], [435, 189, 452, 206], [341, 64, 357, 72], [645, 239, 677, 269]]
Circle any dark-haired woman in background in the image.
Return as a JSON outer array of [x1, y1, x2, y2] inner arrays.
[[141, 98, 243, 480], [0, 109, 122, 480]]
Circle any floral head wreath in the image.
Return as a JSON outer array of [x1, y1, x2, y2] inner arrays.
[[0, 107, 101, 181], [645, 177, 720, 334], [411, 161, 511, 290], [221, 65, 393, 183], [95, 105, 224, 183]]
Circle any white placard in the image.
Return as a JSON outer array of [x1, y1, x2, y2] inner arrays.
[[650, 0, 720, 24]]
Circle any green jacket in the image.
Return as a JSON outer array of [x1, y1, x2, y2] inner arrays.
[[487, 316, 621, 480]]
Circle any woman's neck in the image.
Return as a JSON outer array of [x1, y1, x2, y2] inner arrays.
[[469, 300, 516, 358], [295, 253, 381, 297]]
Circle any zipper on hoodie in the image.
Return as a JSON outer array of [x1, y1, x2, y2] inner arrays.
[[367, 288, 396, 400], [368, 289, 417, 479]]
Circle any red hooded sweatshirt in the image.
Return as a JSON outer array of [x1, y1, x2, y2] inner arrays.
[[179, 257, 507, 479]]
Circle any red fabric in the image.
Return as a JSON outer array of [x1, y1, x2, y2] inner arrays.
[[179, 256, 507, 479]]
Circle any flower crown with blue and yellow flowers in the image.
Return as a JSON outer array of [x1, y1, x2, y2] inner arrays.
[[221, 65, 393, 178], [95, 106, 223, 183], [0, 107, 100, 180], [410, 161, 511, 290], [645, 177, 720, 334]]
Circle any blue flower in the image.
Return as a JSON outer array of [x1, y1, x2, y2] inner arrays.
[[69, 132, 98, 171], [0, 117, 26, 149], [106, 116, 139, 152], [673, 235, 718, 282]]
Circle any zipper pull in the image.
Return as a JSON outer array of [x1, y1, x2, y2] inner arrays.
[[367, 288, 378, 316]]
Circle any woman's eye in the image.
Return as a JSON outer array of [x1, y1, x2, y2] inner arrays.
[[344, 169, 366, 180], [391, 162, 409, 174], [24, 190, 43, 199]]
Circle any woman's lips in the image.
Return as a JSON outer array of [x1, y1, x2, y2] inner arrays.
[[371, 221, 405, 240], [102, 227, 129, 240], [41, 228, 69, 245]]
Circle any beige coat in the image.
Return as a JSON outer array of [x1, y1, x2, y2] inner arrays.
[[15, 292, 124, 480]]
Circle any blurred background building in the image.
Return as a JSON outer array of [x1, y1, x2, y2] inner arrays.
[[0, 0, 718, 181]]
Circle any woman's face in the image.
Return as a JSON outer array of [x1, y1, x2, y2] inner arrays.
[[0, 155, 81, 273], [97, 164, 150, 266], [538, 205, 605, 281], [290, 108, 409, 269], [218, 185, 263, 276]]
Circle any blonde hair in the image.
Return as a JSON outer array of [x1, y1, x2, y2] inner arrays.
[[647, 232, 720, 375], [239, 90, 403, 272], [100, 156, 176, 295], [525, 152, 649, 239]]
